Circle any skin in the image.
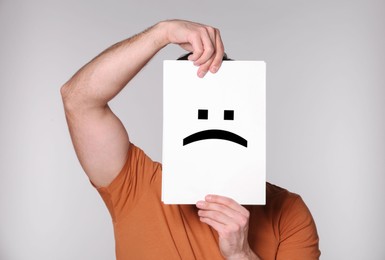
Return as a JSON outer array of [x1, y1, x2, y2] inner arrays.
[[197, 195, 260, 260], [61, 19, 260, 260]]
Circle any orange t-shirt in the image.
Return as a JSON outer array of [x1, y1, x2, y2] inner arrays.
[[96, 143, 320, 259]]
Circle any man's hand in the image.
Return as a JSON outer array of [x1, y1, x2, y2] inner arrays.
[[196, 195, 260, 260], [160, 19, 225, 78]]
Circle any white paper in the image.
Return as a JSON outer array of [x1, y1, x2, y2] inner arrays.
[[162, 60, 266, 204]]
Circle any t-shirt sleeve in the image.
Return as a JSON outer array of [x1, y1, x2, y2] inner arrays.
[[276, 194, 321, 260], [94, 143, 161, 223]]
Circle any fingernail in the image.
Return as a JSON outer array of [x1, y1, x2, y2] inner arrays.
[[198, 71, 207, 78], [196, 201, 205, 207], [210, 66, 218, 73]]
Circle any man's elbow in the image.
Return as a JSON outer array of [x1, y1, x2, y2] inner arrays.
[[60, 82, 76, 112], [60, 82, 106, 115], [60, 82, 70, 101], [60, 81, 89, 114]]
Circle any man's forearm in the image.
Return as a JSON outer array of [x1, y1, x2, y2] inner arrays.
[[61, 22, 168, 109]]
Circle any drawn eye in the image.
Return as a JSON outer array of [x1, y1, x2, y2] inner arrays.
[[224, 110, 234, 120], [198, 109, 208, 120]]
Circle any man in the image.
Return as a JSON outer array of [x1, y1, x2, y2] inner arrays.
[[61, 20, 320, 259]]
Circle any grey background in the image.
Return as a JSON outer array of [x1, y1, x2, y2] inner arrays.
[[1, 0, 384, 259]]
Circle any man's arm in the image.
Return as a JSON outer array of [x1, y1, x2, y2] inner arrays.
[[61, 20, 224, 187]]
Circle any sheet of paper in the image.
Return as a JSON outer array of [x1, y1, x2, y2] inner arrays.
[[162, 60, 266, 204]]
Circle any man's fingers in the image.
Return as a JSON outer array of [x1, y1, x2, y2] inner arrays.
[[198, 208, 233, 225], [195, 28, 224, 77], [198, 208, 246, 236], [196, 197, 249, 230], [193, 27, 216, 66], [199, 216, 225, 234], [197, 56, 214, 78], [209, 29, 225, 73], [197, 199, 240, 223], [205, 195, 250, 218], [187, 32, 204, 62], [198, 211, 248, 239]]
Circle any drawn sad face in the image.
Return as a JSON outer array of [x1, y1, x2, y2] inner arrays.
[[183, 109, 248, 147], [163, 60, 265, 158]]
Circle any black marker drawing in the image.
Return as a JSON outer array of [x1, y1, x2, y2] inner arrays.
[[198, 109, 208, 120], [183, 109, 248, 147], [224, 110, 234, 120]]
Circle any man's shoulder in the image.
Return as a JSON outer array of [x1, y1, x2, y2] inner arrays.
[[264, 182, 315, 224], [266, 182, 296, 198], [265, 182, 302, 208]]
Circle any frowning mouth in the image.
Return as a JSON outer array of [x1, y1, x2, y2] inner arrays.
[[183, 129, 248, 147]]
